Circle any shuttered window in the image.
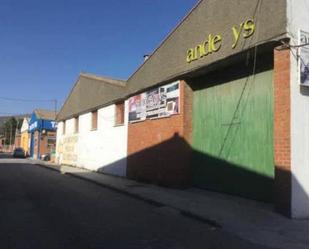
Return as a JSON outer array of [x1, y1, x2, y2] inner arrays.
[[63, 121, 66, 135], [91, 110, 98, 130], [74, 116, 79, 133], [115, 102, 125, 126]]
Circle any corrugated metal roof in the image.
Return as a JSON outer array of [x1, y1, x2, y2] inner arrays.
[[58, 0, 287, 121], [126, 0, 287, 95], [57, 73, 127, 121]]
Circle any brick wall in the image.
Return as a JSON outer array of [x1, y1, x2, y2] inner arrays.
[[14, 135, 21, 148], [274, 48, 291, 216], [127, 80, 193, 187], [33, 130, 56, 159]]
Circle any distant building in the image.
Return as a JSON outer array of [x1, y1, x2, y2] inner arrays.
[[14, 133, 21, 148], [0, 135, 5, 151], [29, 109, 57, 159], [20, 117, 30, 155], [56, 73, 127, 177]]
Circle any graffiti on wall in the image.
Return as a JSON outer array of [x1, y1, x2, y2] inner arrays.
[[57, 136, 78, 165]]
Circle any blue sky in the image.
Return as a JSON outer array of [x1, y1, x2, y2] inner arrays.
[[0, 0, 198, 116]]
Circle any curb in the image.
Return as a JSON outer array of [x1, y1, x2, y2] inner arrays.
[[35, 162, 221, 229], [33, 163, 60, 172]]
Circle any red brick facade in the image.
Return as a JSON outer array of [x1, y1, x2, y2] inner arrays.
[[127, 80, 193, 187], [127, 49, 293, 216], [33, 131, 56, 159], [274, 48, 291, 216], [14, 135, 21, 148]]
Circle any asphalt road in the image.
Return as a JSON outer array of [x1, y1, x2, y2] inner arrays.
[[0, 156, 274, 249]]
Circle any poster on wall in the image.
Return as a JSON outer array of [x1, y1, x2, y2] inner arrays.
[[128, 93, 146, 122], [128, 81, 180, 122], [299, 30, 309, 86]]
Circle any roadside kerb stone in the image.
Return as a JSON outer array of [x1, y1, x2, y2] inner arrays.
[[33, 161, 309, 249]]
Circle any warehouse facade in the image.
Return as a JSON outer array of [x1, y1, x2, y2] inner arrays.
[[126, 1, 285, 196], [56, 0, 309, 218], [56, 73, 128, 176], [124, 0, 308, 218]]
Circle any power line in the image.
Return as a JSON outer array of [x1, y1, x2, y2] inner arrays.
[[0, 97, 58, 118], [0, 112, 24, 116], [0, 96, 55, 102], [275, 41, 309, 51]]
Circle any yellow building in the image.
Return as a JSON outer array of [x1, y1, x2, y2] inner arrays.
[[20, 118, 30, 155]]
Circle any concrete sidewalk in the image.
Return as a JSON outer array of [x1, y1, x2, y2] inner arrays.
[[32, 160, 309, 249]]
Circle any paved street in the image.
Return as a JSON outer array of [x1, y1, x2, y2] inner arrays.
[[0, 156, 274, 249]]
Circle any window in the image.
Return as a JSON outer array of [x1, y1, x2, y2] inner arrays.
[[91, 110, 98, 130], [115, 102, 125, 126], [47, 138, 56, 148], [74, 116, 79, 133], [63, 121, 66, 135]]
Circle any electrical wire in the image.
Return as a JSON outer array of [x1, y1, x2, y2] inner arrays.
[[275, 41, 309, 51], [0, 96, 55, 102], [218, 0, 262, 158], [289, 42, 309, 48], [0, 97, 58, 119], [0, 112, 25, 116]]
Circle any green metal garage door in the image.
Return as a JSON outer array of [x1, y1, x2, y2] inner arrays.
[[192, 69, 274, 202]]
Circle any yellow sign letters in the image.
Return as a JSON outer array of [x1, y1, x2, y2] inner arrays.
[[186, 19, 255, 63]]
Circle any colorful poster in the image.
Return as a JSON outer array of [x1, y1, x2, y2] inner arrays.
[[146, 88, 163, 118], [299, 30, 309, 86], [128, 93, 146, 122], [128, 81, 180, 122]]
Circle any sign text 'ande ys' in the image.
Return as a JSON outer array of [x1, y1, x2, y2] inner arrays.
[[186, 19, 255, 63]]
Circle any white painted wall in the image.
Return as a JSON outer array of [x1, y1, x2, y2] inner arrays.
[[287, 0, 309, 218], [56, 101, 128, 177]]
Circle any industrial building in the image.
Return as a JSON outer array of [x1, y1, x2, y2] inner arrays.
[[56, 0, 309, 218]]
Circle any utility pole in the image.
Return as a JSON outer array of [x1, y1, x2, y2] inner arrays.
[[4, 130, 7, 151], [53, 99, 58, 118], [14, 118, 21, 149]]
